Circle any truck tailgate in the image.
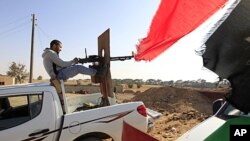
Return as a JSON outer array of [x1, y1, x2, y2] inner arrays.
[[147, 108, 162, 130]]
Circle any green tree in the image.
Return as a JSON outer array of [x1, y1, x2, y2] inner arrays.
[[37, 75, 43, 80], [136, 83, 142, 88], [7, 62, 29, 84], [128, 83, 133, 88]]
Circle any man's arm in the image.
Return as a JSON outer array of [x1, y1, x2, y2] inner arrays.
[[49, 52, 75, 67]]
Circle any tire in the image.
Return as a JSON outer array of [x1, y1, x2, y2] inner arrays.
[[79, 137, 102, 141]]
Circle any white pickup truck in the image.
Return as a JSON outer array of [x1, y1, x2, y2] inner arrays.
[[0, 82, 161, 141]]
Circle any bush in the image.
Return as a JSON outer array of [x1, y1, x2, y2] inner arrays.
[[128, 83, 133, 88], [136, 83, 142, 88]]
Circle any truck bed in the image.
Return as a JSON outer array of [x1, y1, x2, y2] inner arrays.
[[66, 93, 116, 113]]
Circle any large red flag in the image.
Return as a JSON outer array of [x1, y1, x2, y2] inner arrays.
[[135, 0, 227, 61]]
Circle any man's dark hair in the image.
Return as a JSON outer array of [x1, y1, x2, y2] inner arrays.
[[50, 40, 61, 49]]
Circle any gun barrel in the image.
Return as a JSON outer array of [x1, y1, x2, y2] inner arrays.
[[78, 55, 134, 64], [110, 55, 134, 61]]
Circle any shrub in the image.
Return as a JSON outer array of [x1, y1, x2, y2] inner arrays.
[[136, 83, 142, 88], [128, 83, 133, 88]]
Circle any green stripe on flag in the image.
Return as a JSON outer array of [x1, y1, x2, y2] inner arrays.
[[205, 117, 250, 141]]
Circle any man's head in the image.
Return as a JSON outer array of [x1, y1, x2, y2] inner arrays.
[[50, 40, 62, 54]]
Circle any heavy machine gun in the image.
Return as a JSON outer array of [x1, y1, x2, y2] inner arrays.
[[78, 54, 134, 64]]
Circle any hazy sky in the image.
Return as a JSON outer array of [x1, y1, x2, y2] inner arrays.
[[0, 0, 218, 82]]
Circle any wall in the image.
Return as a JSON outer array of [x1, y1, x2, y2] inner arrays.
[[0, 75, 15, 85]]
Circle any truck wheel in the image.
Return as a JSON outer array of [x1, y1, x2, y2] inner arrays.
[[79, 137, 102, 141]]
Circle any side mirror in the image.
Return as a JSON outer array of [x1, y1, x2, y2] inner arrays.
[[213, 99, 224, 115]]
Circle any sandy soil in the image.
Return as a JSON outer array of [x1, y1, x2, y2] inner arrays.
[[116, 85, 230, 141]]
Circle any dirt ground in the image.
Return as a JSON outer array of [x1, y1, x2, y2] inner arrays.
[[116, 85, 230, 141]]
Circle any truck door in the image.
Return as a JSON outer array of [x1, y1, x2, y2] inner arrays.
[[0, 92, 57, 141]]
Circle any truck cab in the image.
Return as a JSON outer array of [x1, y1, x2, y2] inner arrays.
[[0, 84, 58, 141]]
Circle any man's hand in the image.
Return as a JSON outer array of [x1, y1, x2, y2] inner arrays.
[[73, 57, 79, 64]]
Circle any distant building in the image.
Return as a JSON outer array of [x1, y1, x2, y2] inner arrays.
[[0, 74, 15, 85]]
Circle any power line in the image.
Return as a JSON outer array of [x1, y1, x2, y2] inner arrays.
[[37, 27, 43, 48], [36, 25, 52, 49], [0, 23, 30, 39], [37, 26, 46, 49], [0, 15, 30, 29], [0, 20, 30, 37], [37, 25, 51, 41]]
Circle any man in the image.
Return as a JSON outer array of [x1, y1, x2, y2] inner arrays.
[[42, 39, 106, 81]]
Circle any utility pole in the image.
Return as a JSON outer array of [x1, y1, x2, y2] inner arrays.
[[29, 14, 36, 83]]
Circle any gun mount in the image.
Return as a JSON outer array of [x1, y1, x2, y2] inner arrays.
[[80, 29, 133, 106]]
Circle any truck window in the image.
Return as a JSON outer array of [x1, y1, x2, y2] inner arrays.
[[0, 93, 43, 131]]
